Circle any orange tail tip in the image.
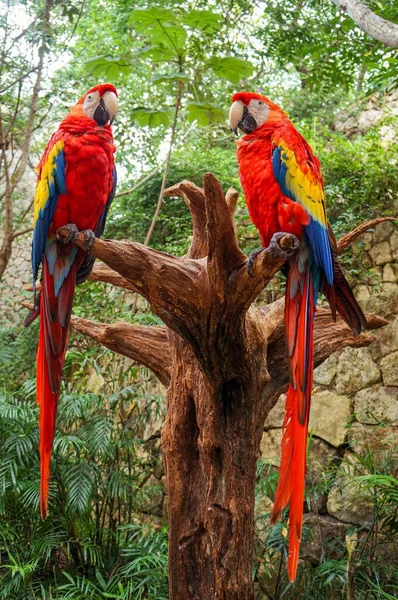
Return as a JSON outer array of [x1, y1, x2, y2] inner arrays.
[[40, 456, 50, 520], [270, 386, 308, 582], [287, 541, 300, 582]]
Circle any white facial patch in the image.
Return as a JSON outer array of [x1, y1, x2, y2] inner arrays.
[[248, 98, 270, 128], [83, 90, 100, 120]]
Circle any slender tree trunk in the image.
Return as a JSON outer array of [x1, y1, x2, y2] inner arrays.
[[143, 79, 183, 247], [0, 124, 13, 278], [129, 78, 183, 314]]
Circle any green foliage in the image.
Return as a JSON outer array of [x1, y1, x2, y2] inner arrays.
[[84, 55, 133, 80], [0, 323, 38, 392], [254, 438, 398, 599], [0, 387, 168, 599], [253, 0, 398, 92]]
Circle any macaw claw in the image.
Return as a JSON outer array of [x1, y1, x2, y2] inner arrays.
[[80, 229, 96, 251], [24, 294, 41, 327], [54, 225, 96, 251], [269, 232, 300, 259], [55, 223, 79, 244], [246, 233, 300, 277]]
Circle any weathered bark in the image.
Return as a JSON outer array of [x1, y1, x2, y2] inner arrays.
[[330, 0, 398, 48], [54, 174, 388, 600]]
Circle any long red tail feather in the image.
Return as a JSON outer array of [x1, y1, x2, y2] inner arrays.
[[270, 261, 314, 582], [37, 257, 78, 518], [271, 248, 364, 581]]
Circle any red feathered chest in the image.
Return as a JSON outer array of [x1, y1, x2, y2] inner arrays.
[[52, 119, 116, 233]]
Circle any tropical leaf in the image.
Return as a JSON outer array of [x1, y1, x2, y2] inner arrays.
[[185, 102, 227, 126], [65, 463, 94, 513], [182, 10, 222, 33], [131, 107, 172, 128], [129, 7, 175, 30], [152, 72, 190, 85], [207, 56, 254, 83], [84, 55, 132, 79]]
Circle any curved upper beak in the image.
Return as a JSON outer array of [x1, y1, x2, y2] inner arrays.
[[229, 100, 245, 135], [94, 90, 118, 126], [103, 90, 118, 124], [229, 100, 257, 135]]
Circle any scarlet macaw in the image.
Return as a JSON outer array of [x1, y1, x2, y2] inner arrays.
[[28, 84, 118, 518], [229, 92, 366, 581]]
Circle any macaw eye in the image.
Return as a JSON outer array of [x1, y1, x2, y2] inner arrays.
[[258, 101, 264, 106], [87, 94, 92, 100]]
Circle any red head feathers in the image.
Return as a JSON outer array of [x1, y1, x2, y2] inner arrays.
[[77, 83, 118, 104]]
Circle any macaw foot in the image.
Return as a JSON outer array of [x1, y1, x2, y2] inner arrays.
[[269, 231, 300, 259], [24, 292, 41, 327], [55, 223, 78, 244], [246, 233, 300, 277], [80, 229, 96, 251], [54, 225, 96, 251]]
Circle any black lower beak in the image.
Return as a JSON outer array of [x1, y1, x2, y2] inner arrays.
[[93, 98, 110, 126], [237, 105, 257, 135]]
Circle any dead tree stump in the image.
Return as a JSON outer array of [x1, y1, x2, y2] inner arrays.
[[59, 174, 388, 600]]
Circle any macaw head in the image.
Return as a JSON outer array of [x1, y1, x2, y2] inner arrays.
[[229, 92, 286, 135], [72, 84, 119, 126]]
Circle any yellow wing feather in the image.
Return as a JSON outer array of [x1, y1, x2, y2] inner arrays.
[[33, 139, 64, 227], [278, 138, 327, 228]]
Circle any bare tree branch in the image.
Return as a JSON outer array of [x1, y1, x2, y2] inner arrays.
[[55, 227, 205, 341], [12, 227, 33, 240], [88, 263, 137, 292], [0, 65, 40, 96], [330, 0, 398, 48], [114, 166, 162, 199], [0, 115, 13, 278], [337, 216, 396, 253], [165, 180, 207, 259], [63, 307, 386, 395], [70, 317, 171, 386]]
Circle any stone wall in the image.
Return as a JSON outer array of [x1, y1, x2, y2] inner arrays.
[[259, 220, 398, 564], [335, 91, 398, 144]]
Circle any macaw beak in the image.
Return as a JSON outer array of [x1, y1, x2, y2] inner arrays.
[[229, 100, 257, 135], [94, 91, 118, 126]]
